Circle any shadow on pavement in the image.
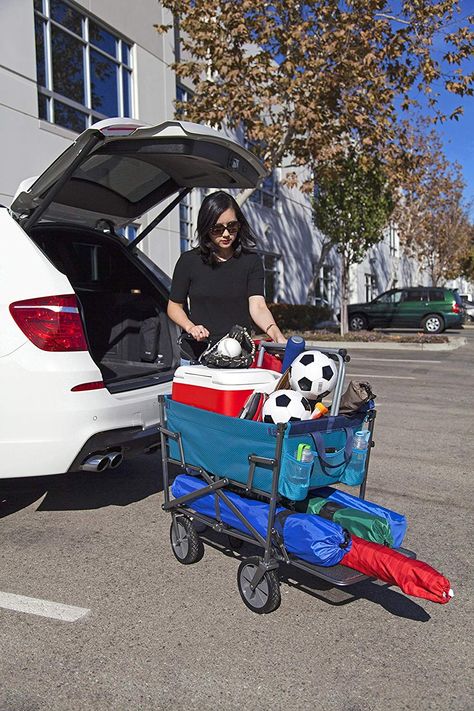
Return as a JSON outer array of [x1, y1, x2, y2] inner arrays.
[[0, 479, 48, 519], [195, 528, 431, 622], [37, 457, 165, 511], [1, 454, 168, 515]]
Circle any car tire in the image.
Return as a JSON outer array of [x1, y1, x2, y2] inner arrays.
[[421, 314, 445, 334], [349, 314, 368, 331]]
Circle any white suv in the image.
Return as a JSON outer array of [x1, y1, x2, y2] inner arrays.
[[0, 118, 264, 479]]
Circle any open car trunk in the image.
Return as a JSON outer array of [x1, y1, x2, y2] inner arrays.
[[31, 225, 179, 391]]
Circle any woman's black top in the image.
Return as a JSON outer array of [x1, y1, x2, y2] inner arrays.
[[169, 248, 265, 340]]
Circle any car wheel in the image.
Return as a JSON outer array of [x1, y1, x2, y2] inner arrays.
[[422, 314, 445, 334], [349, 314, 368, 331]]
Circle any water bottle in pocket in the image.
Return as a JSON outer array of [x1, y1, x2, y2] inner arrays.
[[279, 444, 314, 501], [340, 430, 370, 486]]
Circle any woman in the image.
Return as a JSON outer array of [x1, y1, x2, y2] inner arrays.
[[167, 191, 286, 347]]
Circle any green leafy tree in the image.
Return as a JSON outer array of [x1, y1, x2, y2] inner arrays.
[[313, 151, 394, 334], [156, 1, 474, 201], [394, 127, 473, 285]]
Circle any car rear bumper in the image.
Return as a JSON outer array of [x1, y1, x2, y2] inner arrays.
[[67, 423, 161, 472], [444, 313, 464, 328]]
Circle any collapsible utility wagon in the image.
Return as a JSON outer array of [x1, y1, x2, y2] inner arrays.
[[159, 343, 410, 614]]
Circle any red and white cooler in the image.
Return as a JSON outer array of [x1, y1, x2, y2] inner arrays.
[[172, 365, 280, 416]]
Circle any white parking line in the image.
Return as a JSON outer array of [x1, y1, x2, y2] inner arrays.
[[0, 591, 90, 622], [351, 357, 441, 364], [347, 373, 416, 380]]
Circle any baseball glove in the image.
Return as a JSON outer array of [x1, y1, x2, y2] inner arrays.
[[199, 325, 256, 369]]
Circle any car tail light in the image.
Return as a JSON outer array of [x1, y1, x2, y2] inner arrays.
[[9, 294, 88, 351], [452, 300, 460, 314], [71, 381, 105, 392]]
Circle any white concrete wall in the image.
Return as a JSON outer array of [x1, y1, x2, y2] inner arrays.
[[0, 0, 179, 276]]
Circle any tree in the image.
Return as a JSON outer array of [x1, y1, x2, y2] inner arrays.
[[394, 128, 473, 285], [156, 1, 473, 201], [312, 150, 394, 334]]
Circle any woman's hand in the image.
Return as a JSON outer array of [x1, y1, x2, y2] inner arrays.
[[187, 324, 210, 341], [167, 301, 209, 341]]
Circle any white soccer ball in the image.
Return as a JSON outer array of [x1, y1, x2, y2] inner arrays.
[[289, 350, 337, 400], [262, 389, 312, 424], [217, 337, 242, 357]]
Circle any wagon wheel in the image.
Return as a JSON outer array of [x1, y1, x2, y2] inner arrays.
[[170, 516, 204, 565], [237, 557, 281, 614]]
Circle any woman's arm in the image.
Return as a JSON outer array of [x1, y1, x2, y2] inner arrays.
[[167, 300, 209, 341], [248, 295, 286, 344]]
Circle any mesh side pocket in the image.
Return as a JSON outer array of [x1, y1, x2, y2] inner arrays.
[[278, 454, 312, 501]]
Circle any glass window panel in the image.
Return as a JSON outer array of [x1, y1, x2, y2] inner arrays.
[[122, 68, 132, 117], [89, 20, 117, 56], [50, 0, 82, 35], [121, 42, 131, 65], [34, 0, 43, 13], [35, 17, 46, 86], [54, 100, 87, 133], [51, 25, 85, 104], [38, 93, 48, 120], [262, 192, 274, 208], [90, 49, 118, 115], [74, 155, 170, 202]]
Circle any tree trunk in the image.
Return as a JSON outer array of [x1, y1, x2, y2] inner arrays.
[[340, 251, 350, 336], [235, 186, 259, 207], [305, 238, 333, 304]]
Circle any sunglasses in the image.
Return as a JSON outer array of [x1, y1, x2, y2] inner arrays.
[[209, 220, 240, 237]]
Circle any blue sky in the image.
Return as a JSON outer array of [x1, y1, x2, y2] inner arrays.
[[417, 2, 474, 215], [437, 92, 474, 214]]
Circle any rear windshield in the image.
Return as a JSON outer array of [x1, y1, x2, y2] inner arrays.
[[73, 155, 171, 203]]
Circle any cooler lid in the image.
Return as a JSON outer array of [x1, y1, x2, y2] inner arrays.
[[173, 365, 280, 387]]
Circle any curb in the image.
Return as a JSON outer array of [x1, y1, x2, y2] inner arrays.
[[305, 336, 467, 352]]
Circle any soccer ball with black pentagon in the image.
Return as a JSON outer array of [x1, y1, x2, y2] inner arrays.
[[262, 389, 312, 424], [289, 350, 337, 400]]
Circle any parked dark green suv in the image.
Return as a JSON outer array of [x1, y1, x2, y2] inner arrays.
[[347, 287, 464, 333]]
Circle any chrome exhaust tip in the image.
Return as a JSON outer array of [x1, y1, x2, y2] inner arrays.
[[80, 454, 110, 472], [106, 451, 123, 469]]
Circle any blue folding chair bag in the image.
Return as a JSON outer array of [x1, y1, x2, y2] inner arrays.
[[165, 397, 367, 499]]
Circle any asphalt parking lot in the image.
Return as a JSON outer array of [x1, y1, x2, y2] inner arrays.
[[1, 329, 473, 711]]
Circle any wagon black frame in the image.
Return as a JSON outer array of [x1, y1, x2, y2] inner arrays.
[[158, 343, 386, 611]]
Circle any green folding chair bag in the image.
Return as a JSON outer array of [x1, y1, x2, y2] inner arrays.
[[306, 496, 394, 547]]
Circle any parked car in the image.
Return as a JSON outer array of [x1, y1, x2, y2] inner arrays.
[[346, 287, 464, 333], [1, 118, 265, 479], [460, 297, 474, 322]]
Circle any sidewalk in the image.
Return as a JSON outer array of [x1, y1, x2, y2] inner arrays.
[[304, 332, 469, 352]]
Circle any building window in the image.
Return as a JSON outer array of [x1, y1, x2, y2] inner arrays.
[[314, 265, 334, 307], [117, 224, 139, 242], [258, 252, 281, 303], [365, 273, 377, 302], [34, 0, 133, 133], [179, 194, 193, 252], [387, 223, 398, 257], [250, 173, 279, 209], [176, 83, 194, 117]]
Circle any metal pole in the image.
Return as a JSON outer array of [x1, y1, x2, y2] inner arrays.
[[127, 188, 191, 250]]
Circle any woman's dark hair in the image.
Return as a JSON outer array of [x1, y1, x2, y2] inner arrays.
[[195, 191, 257, 265]]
